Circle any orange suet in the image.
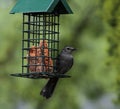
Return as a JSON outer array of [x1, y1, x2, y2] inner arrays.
[[27, 40, 53, 73], [27, 46, 42, 72], [39, 40, 53, 72]]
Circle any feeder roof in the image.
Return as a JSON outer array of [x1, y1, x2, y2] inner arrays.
[[10, 0, 73, 14]]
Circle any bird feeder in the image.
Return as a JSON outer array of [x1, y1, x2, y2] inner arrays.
[[10, 0, 73, 79]]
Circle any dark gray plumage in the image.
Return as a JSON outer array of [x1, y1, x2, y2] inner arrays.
[[40, 46, 76, 99]]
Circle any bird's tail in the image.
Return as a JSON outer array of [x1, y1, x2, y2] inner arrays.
[[40, 78, 58, 99]]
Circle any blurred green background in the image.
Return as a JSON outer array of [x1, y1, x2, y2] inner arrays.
[[0, 0, 120, 109]]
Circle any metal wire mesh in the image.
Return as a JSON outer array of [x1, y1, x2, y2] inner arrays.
[[22, 13, 59, 74], [11, 13, 70, 79]]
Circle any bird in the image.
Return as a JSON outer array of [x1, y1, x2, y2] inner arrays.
[[40, 46, 76, 99]]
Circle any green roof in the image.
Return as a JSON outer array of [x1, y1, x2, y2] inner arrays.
[[10, 0, 73, 14]]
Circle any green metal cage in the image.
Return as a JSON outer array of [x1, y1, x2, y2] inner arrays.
[[10, 0, 73, 79]]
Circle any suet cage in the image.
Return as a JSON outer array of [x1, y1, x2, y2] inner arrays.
[[10, 0, 73, 79]]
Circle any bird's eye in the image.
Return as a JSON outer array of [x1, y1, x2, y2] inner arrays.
[[67, 47, 70, 50]]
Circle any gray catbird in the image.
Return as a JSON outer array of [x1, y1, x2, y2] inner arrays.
[[40, 46, 76, 99]]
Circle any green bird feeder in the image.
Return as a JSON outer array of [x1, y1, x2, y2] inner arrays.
[[10, 0, 73, 79]]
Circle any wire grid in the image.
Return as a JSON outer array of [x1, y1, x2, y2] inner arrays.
[[11, 13, 71, 79], [21, 13, 59, 78]]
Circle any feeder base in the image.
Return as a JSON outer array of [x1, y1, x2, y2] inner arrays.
[[10, 72, 71, 79]]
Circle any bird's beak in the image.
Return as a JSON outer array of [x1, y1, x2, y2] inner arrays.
[[72, 48, 76, 51]]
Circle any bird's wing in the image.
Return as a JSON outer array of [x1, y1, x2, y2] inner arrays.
[[56, 55, 73, 74]]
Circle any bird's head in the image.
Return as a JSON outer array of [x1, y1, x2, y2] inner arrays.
[[63, 46, 76, 54]]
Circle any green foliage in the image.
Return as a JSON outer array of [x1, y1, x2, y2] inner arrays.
[[1, 0, 120, 109]]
